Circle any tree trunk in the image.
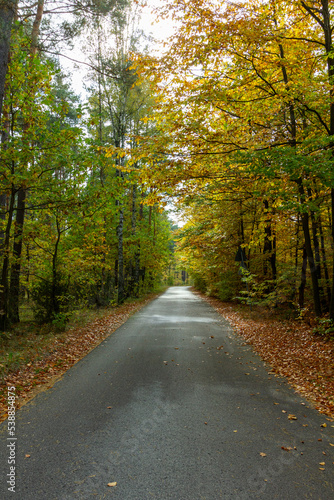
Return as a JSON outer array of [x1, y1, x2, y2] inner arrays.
[[6, 0, 44, 322], [263, 199, 276, 280], [0, 102, 10, 247], [277, 30, 322, 315], [0, 186, 15, 330], [8, 187, 26, 323], [307, 188, 322, 281], [51, 220, 61, 318], [0, 100, 13, 330], [0, 0, 16, 119], [131, 183, 140, 296], [330, 187, 334, 318], [301, 2, 334, 317], [116, 206, 125, 303], [298, 245, 307, 308], [318, 213, 331, 306], [297, 178, 322, 316], [307, 187, 326, 310]]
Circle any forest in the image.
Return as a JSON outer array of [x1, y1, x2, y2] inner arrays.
[[0, 0, 177, 333], [134, 0, 334, 324], [2, 0, 334, 334]]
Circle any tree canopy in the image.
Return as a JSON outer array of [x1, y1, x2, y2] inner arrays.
[[2, 0, 334, 332]]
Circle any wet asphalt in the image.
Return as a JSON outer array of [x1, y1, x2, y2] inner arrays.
[[1, 286, 334, 499]]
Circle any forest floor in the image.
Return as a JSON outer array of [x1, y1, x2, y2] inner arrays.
[[195, 290, 334, 420], [1, 286, 334, 422]]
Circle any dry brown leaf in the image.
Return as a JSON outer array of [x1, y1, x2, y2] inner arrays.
[[288, 414, 297, 420]]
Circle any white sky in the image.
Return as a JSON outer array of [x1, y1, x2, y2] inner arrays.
[[60, 0, 174, 99], [60, 0, 183, 226]]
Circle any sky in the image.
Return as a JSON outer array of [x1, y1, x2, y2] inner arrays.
[[59, 0, 183, 226], [60, 0, 174, 99]]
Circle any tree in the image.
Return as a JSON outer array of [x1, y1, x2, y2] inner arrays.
[[131, 0, 334, 315], [0, 0, 17, 119]]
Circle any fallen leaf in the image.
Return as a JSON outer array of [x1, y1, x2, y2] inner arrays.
[[329, 443, 334, 446], [260, 452, 267, 457], [321, 423, 327, 428], [108, 482, 117, 487], [288, 414, 297, 420], [281, 446, 293, 451], [319, 462, 325, 465], [25, 454, 30, 458], [319, 468, 325, 471], [107, 406, 112, 409]]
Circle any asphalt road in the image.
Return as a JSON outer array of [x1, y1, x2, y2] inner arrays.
[[1, 286, 334, 499]]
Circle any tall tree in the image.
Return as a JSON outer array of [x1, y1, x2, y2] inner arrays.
[[0, 0, 17, 119]]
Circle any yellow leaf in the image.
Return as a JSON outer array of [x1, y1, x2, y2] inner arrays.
[[108, 482, 117, 487]]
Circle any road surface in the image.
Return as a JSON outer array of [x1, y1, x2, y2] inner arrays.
[[1, 286, 334, 499]]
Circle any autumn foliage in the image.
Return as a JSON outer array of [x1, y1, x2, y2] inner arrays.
[[133, 0, 334, 321]]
